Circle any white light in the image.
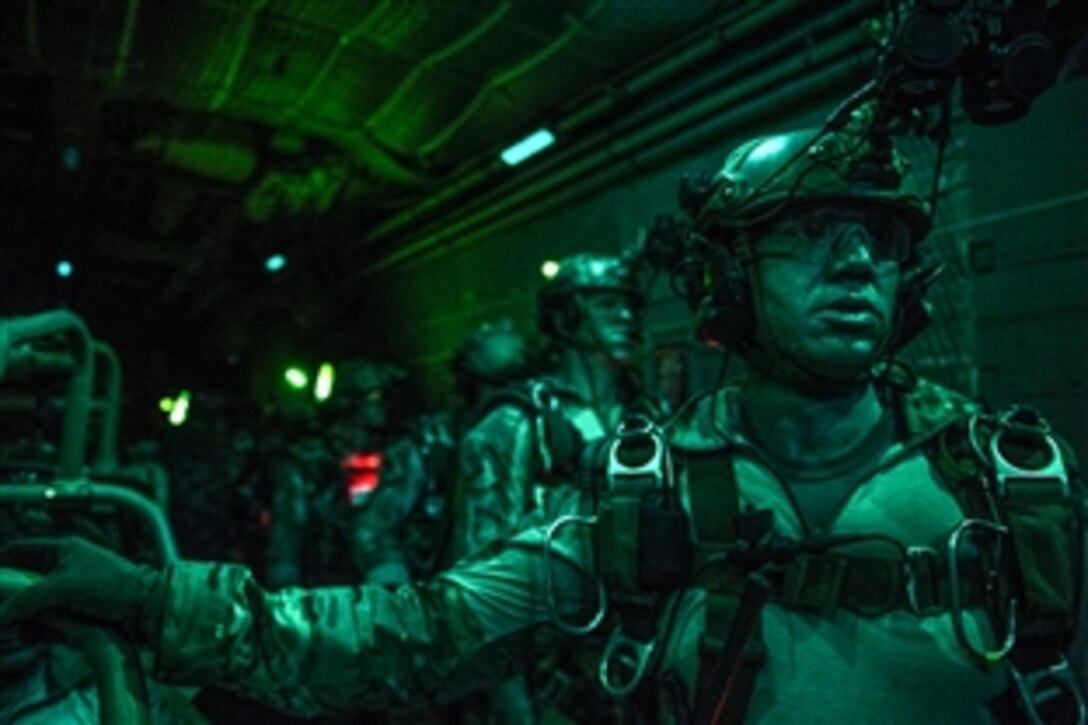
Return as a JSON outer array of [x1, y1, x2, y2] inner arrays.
[[541, 259, 560, 279], [501, 129, 555, 166], [314, 362, 335, 402], [56, 260, 73, 278], [265, 254, 287, 273], [168, 390, 191, 426]]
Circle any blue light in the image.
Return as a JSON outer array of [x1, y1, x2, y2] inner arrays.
[[500, 129, 556, 166], [61, 145, 81, 171], [265, 254, 287, 273], [56, 260, 74, 278]]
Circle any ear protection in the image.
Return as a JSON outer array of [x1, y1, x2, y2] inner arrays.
[[688, 230, 756, 349]]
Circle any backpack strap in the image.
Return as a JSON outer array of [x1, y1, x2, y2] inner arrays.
[[476, 380, 585, 496]]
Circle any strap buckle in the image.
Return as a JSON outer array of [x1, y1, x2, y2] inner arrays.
[[904, 545, 943, 616], [1009, 655, 1088, 725], [947, 518, 1017, 667], [598, 625, 657, 698]]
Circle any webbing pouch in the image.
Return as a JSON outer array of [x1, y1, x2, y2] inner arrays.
[[992, 413, 1083, 638], [594, 492, 643, 595], [639, 492, 694, 590], [1004, 492, 1080, 636]]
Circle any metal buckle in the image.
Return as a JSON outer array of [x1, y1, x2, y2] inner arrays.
[[598, 625, 657, 698], [947, 518, 1017, 667], [606, 415, 667, 490], [990, 425, 1068, 498], [1009, 655, 1088, 725], [904, 545, 942, 616]]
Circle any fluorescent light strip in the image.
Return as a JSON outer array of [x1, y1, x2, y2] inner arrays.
[[501, 129, 555, 166]]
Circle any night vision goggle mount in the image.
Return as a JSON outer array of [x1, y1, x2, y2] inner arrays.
[[874, 0, 1062, 127]]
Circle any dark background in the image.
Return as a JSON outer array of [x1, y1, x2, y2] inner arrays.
[[0, 0, 1085, 456]]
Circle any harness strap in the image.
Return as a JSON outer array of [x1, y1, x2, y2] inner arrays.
[[687, 450, 765, 725]]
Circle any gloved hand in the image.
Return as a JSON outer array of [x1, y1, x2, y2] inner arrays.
[[0, 536, 165, 643]]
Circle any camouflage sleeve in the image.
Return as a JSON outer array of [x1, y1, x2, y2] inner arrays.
[[451, 406, 536, 562], [152, 520, 597, 716]]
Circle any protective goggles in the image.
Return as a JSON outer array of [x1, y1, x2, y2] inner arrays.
[[756, 203, 914, 264]]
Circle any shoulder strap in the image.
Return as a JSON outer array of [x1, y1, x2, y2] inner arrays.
[[477, 379, 585, 481], [922, 401, 1086, 721]]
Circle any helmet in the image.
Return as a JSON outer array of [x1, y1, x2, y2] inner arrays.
[[691, 104, 932, 242], [452, 318, 532, 389], [324, 359, 407, 436], [681, 103, 936, 350], [331, 359, 406, 401], [536, 253, 642, 339]]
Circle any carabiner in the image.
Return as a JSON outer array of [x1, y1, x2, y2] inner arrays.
[[543, 513, 608, 636], [946, 518, 1017, 667]]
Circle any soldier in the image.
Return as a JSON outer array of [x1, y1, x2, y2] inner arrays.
[[452, 253, 665, 563], [1, 105, 1084, 724], [450, 254, 666, 723], [350, 319, 535, 584], [262, 359, 403, 588]]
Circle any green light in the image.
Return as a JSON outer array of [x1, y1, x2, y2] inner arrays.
[[265, 254, 287, 273], [541, 259, 560, 279], [284, 367, 309, 389], [168, 390, 190, 426], [314, 362, 335, 402], [159, 396, 174, 413], [500, 128, 555, 166], [56, 260, 73, 278]]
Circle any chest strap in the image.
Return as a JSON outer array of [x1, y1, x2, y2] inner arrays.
[[699, 544, 985, 615]]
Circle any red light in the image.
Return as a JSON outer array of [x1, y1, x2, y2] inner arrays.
[[343, 451, 383, 504], [342, 452, 383, 470]]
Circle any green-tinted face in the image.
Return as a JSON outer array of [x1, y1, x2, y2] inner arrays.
[[750, 204, 905, 378], [572, 290, 643, 365]]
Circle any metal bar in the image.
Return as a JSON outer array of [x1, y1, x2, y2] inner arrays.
[[360, 3, 875, 271], [365, 26, 873, 276], [0, 311, 94, 481], [0, 482, 178, 563], [93, 341, 122, 472]]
